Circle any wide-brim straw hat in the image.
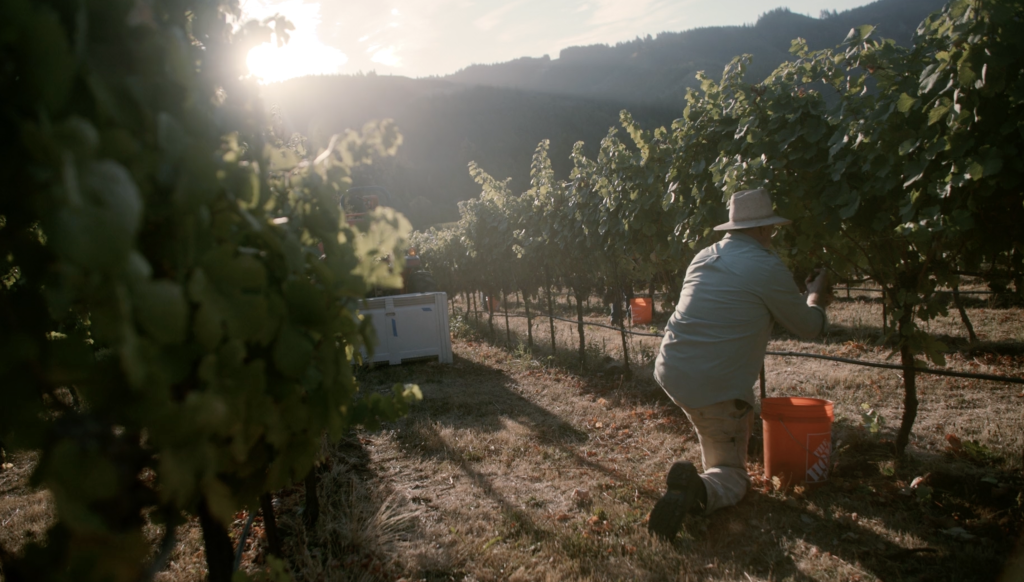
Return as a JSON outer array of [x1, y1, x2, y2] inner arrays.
[[713, 188, 792, 231]]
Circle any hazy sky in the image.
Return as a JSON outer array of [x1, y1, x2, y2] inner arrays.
[[243, 0, 875, 82]]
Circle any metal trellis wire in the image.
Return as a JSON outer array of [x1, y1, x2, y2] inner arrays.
[[459, 309, 1024, 385]]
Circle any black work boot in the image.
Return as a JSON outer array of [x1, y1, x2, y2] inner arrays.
[[647, 461, 707, 540]]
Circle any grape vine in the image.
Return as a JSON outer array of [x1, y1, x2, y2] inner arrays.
[[0, 1, 419, 580], [414, 0, 1023, 457]]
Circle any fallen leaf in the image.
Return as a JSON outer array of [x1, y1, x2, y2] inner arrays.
[[572, 489, 591, 503], [586, 517, 611, 533], [597, 398, 609, 407], [945, 434, 963, 452], [911, 474, 930, 488], [555, 513, 573, 522], [594, 422, 604, 429]]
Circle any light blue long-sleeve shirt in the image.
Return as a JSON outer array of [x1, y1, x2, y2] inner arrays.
[[654, 232, 827, 409]]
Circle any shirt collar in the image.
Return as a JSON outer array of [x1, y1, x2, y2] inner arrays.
[[722, 231, 775, 254], [723, 231, 760, 246]]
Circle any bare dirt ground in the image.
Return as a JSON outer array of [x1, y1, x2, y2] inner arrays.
[[2, 292, 1023, 581]]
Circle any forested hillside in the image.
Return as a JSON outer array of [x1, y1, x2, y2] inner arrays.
[[446, 0, 947, 105], [263, 77, 676, 227], [264, 0, 946, 227]]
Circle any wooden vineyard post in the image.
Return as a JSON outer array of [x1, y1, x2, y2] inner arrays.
[[260, 493, 283, 557], [614, 277, 632, 378], [523, 291, 534, 350], [882, 296, 888, 338], [487, 289, 496, 340], [574, 288, 586, 371], [502, 290, 511, 346], [648, 280, 656, 320], [198, 500, 233, 582], [304, 468, 320, 533], [545, 270, 557, 355], [895, 311, 919, 457], [952, 284, 978, 343], [618, 318, 632, 379]]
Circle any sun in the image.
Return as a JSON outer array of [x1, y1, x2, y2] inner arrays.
[[243, 1, 348, 83], [246, 39, 348, 83]]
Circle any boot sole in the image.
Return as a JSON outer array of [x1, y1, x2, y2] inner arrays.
[[648, 462, 702, 540]]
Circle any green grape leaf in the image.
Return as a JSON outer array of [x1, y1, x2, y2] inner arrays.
[[134, 280, 189, 345], [273, 324, 315, 379], [897, 93, 919, 113]]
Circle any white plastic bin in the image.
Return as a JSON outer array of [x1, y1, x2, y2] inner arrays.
[[359, 292, 453, 365]]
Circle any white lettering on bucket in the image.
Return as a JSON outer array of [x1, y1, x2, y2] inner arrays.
[[805, 432, 832, 483]]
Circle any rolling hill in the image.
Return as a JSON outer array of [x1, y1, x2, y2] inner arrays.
[[263, 0, 948, 227]]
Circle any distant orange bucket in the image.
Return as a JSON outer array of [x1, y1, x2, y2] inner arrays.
[[761, 397, 834, 487], [630, 297, 652, 325]]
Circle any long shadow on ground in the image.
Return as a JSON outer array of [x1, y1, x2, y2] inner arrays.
[[358, 355, 662, 483], [700, 432, 1023, 582], [355, 355, 703, 579], [354, 343, 1023, 580]]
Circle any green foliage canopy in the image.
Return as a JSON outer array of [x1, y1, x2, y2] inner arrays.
[[0, 0, 418, 579]]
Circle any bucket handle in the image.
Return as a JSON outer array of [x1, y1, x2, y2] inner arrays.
[[777, 420, 813, 455]]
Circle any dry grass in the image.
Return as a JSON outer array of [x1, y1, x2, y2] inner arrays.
[[321, 292, 1023, 581], [2, 291, 1023, 581], [0, 452, 53, 557], [466, 291, 1024, 473]]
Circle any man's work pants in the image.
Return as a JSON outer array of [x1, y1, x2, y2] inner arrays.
[[680, 399, 754, 514]]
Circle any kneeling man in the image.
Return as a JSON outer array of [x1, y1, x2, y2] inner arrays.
[[648, 188, 831, 540]]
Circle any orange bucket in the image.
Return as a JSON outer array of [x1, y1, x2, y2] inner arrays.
[[630, 297, 652, 325], [761, 397, 834, 487]]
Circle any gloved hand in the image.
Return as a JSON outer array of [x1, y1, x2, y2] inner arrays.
[[805, 268, 833, 308]]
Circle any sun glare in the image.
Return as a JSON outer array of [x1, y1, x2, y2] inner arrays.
[[247, 41, 348, 83], [244, 0, 348, 83], [370, 45, 403, 67]]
